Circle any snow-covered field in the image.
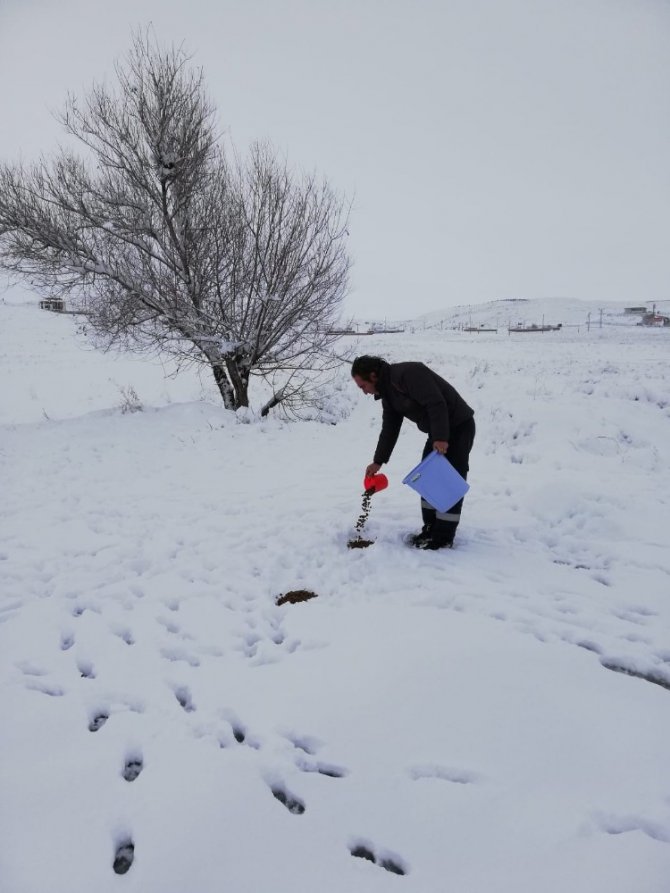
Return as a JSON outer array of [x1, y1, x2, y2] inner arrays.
[[1, 298, 669, 893]]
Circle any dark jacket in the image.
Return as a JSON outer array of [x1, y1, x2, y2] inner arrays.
[[373, 361, 474, 465]]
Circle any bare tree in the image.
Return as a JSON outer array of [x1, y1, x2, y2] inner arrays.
[[0, 34, 350, 412]]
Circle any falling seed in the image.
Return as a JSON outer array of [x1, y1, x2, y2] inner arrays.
[[355, 488, 374, 532], [348, 488, 376, 548]]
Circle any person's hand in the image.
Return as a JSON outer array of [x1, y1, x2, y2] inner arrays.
[[433, 440, 448, 455], [365, 462, 381, 478]]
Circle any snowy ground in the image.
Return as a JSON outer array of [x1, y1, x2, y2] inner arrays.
[[1, 299, 669, 893]]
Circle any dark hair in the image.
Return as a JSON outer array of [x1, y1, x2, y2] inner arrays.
[[351, 355, 385, 380]]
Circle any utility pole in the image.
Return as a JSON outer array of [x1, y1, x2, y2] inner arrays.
[[587, 312, 591, 332]]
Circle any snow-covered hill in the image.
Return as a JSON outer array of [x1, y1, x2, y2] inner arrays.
[[1, 296, 669, 893], [412, 296, 670, 331]]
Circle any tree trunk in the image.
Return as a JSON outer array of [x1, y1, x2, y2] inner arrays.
[[260, 388, 285, 417], [210, 362, 238, 410], [226, 358, 249, 409]]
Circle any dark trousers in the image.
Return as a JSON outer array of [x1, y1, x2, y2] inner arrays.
[[420, 417, 476, 544]]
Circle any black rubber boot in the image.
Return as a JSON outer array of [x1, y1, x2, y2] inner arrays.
[[429, 517, 457, 548], [407, 523, 434, 547], [421, 505, 436, 530]]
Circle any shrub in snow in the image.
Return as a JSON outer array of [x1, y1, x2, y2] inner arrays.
[[117, 385, 143, 414]]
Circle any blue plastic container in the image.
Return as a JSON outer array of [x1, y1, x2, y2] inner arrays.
[[402, 451, 470, 512]]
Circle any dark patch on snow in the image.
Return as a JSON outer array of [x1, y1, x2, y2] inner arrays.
[[276, 589, 318, 606]]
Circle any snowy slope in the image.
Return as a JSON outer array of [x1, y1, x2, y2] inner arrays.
[[1, 298, 669, 893]]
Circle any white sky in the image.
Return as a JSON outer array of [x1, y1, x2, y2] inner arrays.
[[1, 0, 669, 318]]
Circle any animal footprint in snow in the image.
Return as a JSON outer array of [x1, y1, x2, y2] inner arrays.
[[110, 625, 134, 645], [232, 724, 248, 744], [17, 661, 48, 677], [625, 605, 657, 618], [122, 754, 144, 782], [25, 680, 65, 697], [88, 711, 109, 732], [295, 754, 347, 778], [174, 685, 196, 712], [574, 638, 603, 655], [408, 764, 481, 785], [217, 716, 261, 749], [349, 840, 407, 875], [270, 784, 305, 815], [72, 603, 101, 618], [595, 811, 670, 844], [284, 731, 323, 755], [157, 616, 181, 635], [600, 658, 670, 692], [18, 662, 64, 696], [113, 840, 135, 875], [161, 645, 200, 667], [77, 659, 96, 679]]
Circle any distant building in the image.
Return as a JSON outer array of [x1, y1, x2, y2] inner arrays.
[[624, 306, 648, 314], [463, 325, 497, 333], [639, 312, 669, 327], [39, 298, 65, 312], [508, 323, 562, 333]]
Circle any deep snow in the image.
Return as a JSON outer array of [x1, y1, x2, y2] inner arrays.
[[1, 298, 669, 893]]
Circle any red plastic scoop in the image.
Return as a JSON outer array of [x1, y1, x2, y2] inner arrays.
[[364, 473, 388, 494]]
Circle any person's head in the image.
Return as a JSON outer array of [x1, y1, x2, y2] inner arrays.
[[351, 355, 385, 395]]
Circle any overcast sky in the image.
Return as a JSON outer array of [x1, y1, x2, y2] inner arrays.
[[1, 0, 668, 318]]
